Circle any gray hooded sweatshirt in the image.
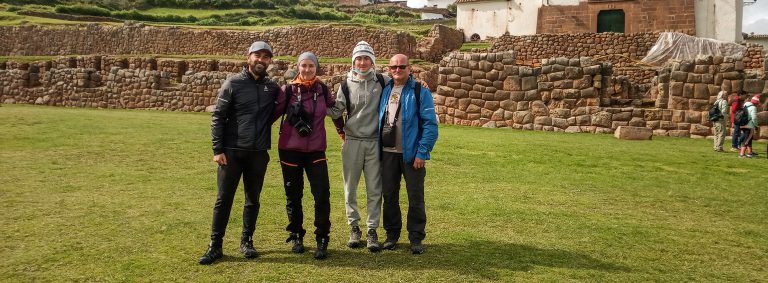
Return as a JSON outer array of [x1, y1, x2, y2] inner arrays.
[[328, 71, 391, 140]]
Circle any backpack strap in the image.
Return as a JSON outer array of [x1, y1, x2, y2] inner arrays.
[[376, 73, 385, 91], [341, 79, 351, 121], [413, 81, 422, 122]]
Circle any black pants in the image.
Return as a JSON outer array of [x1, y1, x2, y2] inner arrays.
[[740, 128, 754, 147], [210, 149, 270, 245], [279, 150, 331, 240], [381, 151, 426, 243]]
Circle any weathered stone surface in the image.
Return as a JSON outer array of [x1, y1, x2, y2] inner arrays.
[[744, 79, 765, 93], [614, 126, 652, 140], [565, 126, 581, 133]]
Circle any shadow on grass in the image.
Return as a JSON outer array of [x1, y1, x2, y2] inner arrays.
[[214, 240, 630, 279]]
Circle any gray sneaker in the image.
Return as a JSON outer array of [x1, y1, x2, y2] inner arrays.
[[347, 226, 362, 248], [366, 229, 381, 252]]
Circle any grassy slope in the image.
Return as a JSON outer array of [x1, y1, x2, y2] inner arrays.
[[0, 104, 766, 281]]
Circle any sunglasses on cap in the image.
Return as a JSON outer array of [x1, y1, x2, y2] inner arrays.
[[388, 65, 408, 70]]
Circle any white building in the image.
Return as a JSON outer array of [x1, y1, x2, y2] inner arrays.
[[455, 0, 579, 40], [456, 0, 743, 42], [694, 0, 744, 42]]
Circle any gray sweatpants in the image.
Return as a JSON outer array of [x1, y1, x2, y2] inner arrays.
[[342, 138, 382, 229]]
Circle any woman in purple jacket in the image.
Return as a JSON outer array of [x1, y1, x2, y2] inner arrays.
[[274, 52, 337, 260]]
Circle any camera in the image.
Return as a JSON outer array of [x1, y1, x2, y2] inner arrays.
[[287, 103, 313, 137]]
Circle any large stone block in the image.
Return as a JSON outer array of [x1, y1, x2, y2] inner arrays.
[[510, 91, 525, 101], [683, 83, 694, 98], [744, 79, 765, 93], [693, 83, 709, 99], [592, 111, 612, 128], [614, 126, 652, 140], [503, 76, 521, 91], [530, 101, 548, 116], [671, 71, 688, 82], [670, 82, 684, 97], [552, 117, 568, 129], [534, 116, 552, 126], [612, 112, 632, 121], [521, 76, 538, 91], [513, 111, 533, 124]]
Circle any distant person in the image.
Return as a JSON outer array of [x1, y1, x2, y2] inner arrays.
[[738, 95, 761, 158], [378, 54, 438, 254], [273, 52, 337, 259], [712, 91, 729, 152], [729, 94, 743, 151], [199, 41, 280, 265]]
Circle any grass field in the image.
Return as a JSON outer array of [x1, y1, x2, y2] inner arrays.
[[0, 104, 766, 281]]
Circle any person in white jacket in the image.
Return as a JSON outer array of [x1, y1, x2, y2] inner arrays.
[[712, 91, 729, 152]]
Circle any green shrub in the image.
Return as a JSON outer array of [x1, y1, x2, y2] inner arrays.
[[351, 12, 399, 24], [250, 0, 276, 9], [280, 5, 349, 21], [195, 18, 221, 25], [111, 9, 198, 22], [238, 16, 278, 26], [54, 4, 111, 17]]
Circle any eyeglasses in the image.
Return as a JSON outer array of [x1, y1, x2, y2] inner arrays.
[[388, 65, 408, 70]]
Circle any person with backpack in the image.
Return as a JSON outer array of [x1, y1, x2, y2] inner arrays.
[[326, 41, 388, 252], [737, 95, 761, 158], [378, 54, 439, 254], [327, 42, 429, 252], [728, 94, 744, 151], [273, 52, 337, 259], [711, 91, 729, 152]]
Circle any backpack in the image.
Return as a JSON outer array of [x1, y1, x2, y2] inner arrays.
[[733, 105, 752, 127], [708, 101, 723, 121], [341, 73, 385, 121]]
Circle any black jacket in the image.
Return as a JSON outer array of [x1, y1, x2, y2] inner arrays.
[[211, 68, 281, 154]]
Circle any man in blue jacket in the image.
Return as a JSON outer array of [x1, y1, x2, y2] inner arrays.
[[378, 54, 438, 254]]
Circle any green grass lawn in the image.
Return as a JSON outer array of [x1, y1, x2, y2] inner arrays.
[[0, 104, 766, 281]]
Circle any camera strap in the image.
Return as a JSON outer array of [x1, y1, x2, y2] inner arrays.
[[278, 84, 294, 134], [384, 92, 402, 127], [278, 84, 320, 134]]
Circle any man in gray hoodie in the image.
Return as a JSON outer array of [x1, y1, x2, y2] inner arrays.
[[328, 41, 389, 252]]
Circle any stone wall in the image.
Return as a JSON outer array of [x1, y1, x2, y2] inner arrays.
[[537, 0, 696, 35], [0, 24, 461, 63], [745, 43, 766, 70], [2, 52, 766, 141], [433, 51, 768, 140], [490, 32, 660, 67], [0, 55, 436, 112]]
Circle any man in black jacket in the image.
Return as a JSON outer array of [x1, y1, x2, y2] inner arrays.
[[199, 41, 282, 265]]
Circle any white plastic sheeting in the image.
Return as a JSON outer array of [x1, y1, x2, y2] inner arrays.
[[641, 32, 747, 66]]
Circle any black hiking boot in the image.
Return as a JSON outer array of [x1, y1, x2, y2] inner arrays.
[[240, 236, 259, 259], [286, 233, 305, 253], [314, 237, 329, 260], [199, 243, 223, 265]]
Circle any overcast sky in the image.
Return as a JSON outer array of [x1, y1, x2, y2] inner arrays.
[[742, 0, 768, 34], [407, 0, 768, 34]]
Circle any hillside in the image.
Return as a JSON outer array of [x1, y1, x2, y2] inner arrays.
[[0, 0, 455, 37]]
